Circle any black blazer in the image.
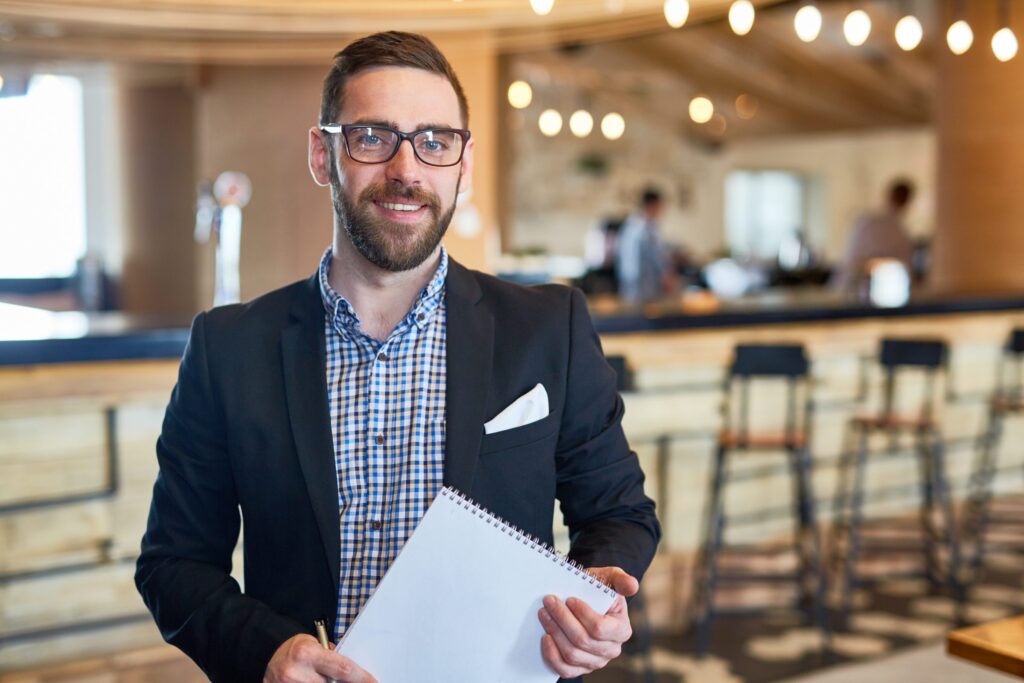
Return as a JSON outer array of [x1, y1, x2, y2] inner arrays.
[[136, 259, 660, 682]]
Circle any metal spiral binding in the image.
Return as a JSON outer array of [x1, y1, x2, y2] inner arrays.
[[439, 486, 617, 598]]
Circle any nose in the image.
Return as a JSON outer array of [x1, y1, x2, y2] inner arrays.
[[384, 138, 421, 187]]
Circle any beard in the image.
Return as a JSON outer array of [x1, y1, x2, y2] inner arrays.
[[329, 164, 458, 273]]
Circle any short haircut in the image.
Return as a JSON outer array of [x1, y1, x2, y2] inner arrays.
[[641, 187, 663, 207], [888, 178, 915, 209], [319, 31, 470, 128]]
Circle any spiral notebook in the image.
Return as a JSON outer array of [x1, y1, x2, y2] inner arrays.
[[335, 486, 619, 682]]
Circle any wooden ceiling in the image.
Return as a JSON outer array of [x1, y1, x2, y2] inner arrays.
[[0, 0, 774, 62], [511, 1, 936, 141]]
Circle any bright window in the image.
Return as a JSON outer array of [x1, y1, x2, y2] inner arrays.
[[725, 170, 807, 259], [0, 74, 86, 277]]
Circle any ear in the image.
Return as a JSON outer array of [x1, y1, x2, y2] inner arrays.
[[308, 127, 333, 187], [457, 136, 474, 196]]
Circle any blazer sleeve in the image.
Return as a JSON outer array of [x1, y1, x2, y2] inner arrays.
[[556, 289, 662, 580], [135, 312, 304, 682]]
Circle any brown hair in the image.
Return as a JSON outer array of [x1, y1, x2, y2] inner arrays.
[[319, 31, 469, 128]]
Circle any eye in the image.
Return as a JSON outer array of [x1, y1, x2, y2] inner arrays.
[[355, 130, 383, 146]]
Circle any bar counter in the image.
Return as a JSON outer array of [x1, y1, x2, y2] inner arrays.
[[5, 289, 1024, 670], [6, 289, 1024, 365]]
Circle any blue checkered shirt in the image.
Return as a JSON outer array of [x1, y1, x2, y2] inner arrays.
[[318, 246, 448, 640]]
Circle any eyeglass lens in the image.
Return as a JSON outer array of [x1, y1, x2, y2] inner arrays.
[[344, 127, 464, 166]]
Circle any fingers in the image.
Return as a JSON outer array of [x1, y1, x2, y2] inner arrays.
[[541, 633, 590, 679], [587, 566, 640, 597], [541, 596, 622, 662], [314, 650, 378, 683], [567, 595, 632, 644]]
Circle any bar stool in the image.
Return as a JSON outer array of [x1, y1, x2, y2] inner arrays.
[[691, 343, 828, 654], [830, 338, 964, 618], [964, 328, 1024, 573]]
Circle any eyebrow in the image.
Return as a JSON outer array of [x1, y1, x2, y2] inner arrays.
[[346, 118, 459, 131]]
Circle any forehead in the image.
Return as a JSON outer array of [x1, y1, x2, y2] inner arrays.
[[338, 66, 463, 129]]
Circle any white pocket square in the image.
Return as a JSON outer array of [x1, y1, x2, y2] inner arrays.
[[483, 383, 549, 435]]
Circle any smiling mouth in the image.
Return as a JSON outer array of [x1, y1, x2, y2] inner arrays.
[[376, 200, 425, 212]]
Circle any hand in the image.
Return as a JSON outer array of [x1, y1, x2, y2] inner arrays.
[[263, 634, 377, 683], [537, 566, 639, 679]]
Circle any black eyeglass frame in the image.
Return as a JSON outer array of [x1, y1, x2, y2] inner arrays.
[[320, 123, 471, 167]]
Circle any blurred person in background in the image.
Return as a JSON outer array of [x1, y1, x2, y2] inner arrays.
[[833, 178, 916, 294], [616, 187, 675, 302]]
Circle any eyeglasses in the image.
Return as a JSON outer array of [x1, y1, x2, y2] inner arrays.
[[320, 124, 471, 167]]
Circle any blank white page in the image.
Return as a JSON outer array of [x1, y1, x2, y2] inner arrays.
[[336, 487, 618, 682]]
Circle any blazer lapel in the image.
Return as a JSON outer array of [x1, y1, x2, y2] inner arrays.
[[444, 260, 493, 492], [281, 275, 340, 594]]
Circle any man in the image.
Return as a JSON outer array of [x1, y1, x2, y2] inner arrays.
[[615, 187, 674, 303], [136, 31, 660, 683], [833, 178, 916, 294]]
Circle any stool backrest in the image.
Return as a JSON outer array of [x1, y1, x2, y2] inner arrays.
[[730, 344, 809, 378], [724, 344, 811, 445], [877, 338, 948, 419], [879, 339, 947, 369], [1006, 329, 1024, 355]]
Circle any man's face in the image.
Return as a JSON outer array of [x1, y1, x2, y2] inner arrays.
[[312, 66, 473, 272]]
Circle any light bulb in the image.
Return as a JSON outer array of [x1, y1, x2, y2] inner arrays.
[[894, 15, 923, 51], [530, 0, 554, 16], [947, 20, 974, 55], [663, 0, 689, 28], [689, 96, 714, 124], [993, 27, 1019, 62], [843, 9, 872, 47], [538, 109, 562, 136], [0, 75, 4, 94], [507, 81, 533, 109], [569, 110, 594, 137], [601, 112, 625, 140], [735, 93, 759, 120], [794, 5, 822, 43], [729, 0, 755, 36]]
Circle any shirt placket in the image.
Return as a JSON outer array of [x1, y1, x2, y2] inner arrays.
[[362, 332, 390, 605]]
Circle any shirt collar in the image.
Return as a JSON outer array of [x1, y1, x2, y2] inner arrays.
[[318, 246, 449, 336]]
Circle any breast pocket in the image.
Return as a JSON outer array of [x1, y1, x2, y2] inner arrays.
[[478, 410, 559, 455]]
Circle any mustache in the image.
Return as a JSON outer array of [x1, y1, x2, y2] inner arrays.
[[360, 183, 440, 212]]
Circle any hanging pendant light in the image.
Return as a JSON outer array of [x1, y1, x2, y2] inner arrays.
[[992, 0, 1018, 62], [664, 0, 689, 28], [794, 4, 823, 43], [844, 10, 872, 46], [728, 0, 756, 36]]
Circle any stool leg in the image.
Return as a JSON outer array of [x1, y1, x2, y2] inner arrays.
[[840, 428, 870, 618], [628, 588, 657, 683], [927, 428, 965, 608], [793, 446, 830, 645], [915, 429, 943, 591], [694, 445, 728, 655], [966, 406, 1004, 573], [829, 425, 856, 579]]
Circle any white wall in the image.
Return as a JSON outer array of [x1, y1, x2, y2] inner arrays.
[[510, 122, 935, 262]]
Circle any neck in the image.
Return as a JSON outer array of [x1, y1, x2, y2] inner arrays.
[[328, 232, 441, 342]]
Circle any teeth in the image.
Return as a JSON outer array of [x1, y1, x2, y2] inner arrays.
[[380, 202, 422, 212]]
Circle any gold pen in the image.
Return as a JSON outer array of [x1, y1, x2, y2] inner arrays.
[[314, 620, 339, 683]]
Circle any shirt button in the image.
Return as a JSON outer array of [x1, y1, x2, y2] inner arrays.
[[378, 352, 388, 362], [374, 434, 385, 445], [416, 313, 425, 322], [369, 520, 383, 531]]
